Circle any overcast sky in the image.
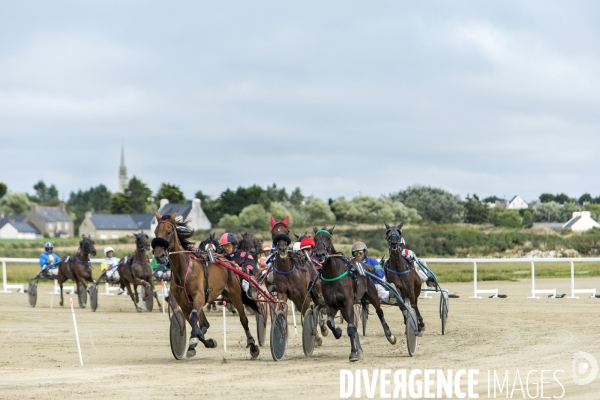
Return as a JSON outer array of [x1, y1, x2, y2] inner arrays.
[[1, 1, 599, 202]]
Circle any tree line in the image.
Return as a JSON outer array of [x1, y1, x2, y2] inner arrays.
[[1, 179, 599, 232]]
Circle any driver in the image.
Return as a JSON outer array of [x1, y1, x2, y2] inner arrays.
[[220, 233, 256, 297], [39, 242, 60, 276], [400, 239, 436, 288], [101, 246, 120, 279], [351, 241, 393, 304]]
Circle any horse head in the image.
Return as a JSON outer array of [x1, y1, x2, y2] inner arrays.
[[79, 235, 96, 256], [200, 232, 222, 253], [384, 221, 404, 251], [152, 213, 178, 264], [271, 216, 291, 259], [239, 232, 257, 256], [133, 231, 151, 251], [313, 225, 335, 264]]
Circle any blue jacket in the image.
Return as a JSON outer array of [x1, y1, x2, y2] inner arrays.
[[363, 257, 385, 279], [39, 252, 61, 269]]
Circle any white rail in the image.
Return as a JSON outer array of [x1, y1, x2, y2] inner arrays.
[[421, 257, 600, 299]]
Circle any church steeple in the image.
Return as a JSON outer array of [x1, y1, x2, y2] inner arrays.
[[119, 145, 128, 193]]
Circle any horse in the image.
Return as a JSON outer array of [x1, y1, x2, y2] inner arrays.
[[57, 235, 97, 308], [153, 213, 260, 358], [239, 232, 258, 258], [118, 232, 163, 312], [313, 226, 396, 362], [198, 233, 228, 313], [383, 222, 425, 334], [269, 217, 327, 338]]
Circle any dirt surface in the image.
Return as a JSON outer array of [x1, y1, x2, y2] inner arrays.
[[1, 278, 600, 399]]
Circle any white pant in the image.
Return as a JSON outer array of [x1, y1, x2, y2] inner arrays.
[[376, 284, 390, 303], [241, 280, 249, 293]]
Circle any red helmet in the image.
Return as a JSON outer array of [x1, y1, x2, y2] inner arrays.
[[300, 237, 315, 250], [219, 233, 238, 246]]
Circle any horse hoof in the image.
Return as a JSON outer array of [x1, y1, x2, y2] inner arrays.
[[335, 327, 343, 338], [321, 326, 329, 337], [418, 331, 424, 337], [250, 344, 260, 359], [205, 339, 217, 348], [316, 336, 323, 347], [189, 337, 199, 346], [136, 307, 142, 312], [59, 301, 63, 307], [420, 325, 426, 332], [186, 349, 196, 358], [387, 335, 397, 345], [349, 353, 359, 362]]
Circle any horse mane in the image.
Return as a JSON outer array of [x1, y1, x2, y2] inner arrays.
[[161, 214, 195, 250]]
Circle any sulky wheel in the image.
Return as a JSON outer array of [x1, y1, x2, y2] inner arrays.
[[256, 304, 267, 347], [78, 283, 87, 308], [361, 303, 369, 336], [89, 284, 98, 312], [302, 308, 316, 356], [270, 310, 288, 361], [28, 282, 38, 308], [170, 309, 187, 360], [405, 307, 418, 357]]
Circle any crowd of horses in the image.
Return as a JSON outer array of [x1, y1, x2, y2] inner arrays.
[[28, 213, 447, 362]]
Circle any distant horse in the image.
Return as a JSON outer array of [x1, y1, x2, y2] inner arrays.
[[313, 226, 396, 361], [118, 232, 163, 312], [153, 213, 260, 358], [383, 222, 425, 334], [57, 236, 97, 308], [269, 217, 326, 336], [239, 232, 258, 259]]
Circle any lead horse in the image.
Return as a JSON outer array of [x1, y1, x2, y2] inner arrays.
[[57, 236, 96, 308], [153, 213, 260, 359], [313, 226, 396, 361]]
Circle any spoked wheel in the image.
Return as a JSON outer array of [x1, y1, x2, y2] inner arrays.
[[270, 310, 288, 361], [78, 283, 87, 308], [256, 302, 267, 347], [302, 308, 316, 356], [28, 282, 38, 308], [170, 309, 187, 360], [89, 284, 98, 312], [361, 303, 369, 336], [440, 291, 449, 335], [405, 307, 418, 357]]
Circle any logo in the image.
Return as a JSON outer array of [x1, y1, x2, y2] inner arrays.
[[572, 351, 598, 386]]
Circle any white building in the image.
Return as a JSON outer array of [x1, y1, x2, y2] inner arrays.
[[562, 211, 600, 232], [150, 198, 211, 236], [506, 195, 529, 210], [0, 216, 40, 239]]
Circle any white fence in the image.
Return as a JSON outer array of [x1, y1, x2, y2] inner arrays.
[[420, 257, 600, 299]]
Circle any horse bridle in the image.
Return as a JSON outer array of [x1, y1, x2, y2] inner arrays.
[[386, 227, 402, 251], [151, 220, 177, 258], [314, 230, 332, 263]]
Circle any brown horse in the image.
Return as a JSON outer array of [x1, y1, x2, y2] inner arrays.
[[383, 222, 425, 335], [313, 226, 396, 361], [153, 213, 260, 358], [57, 236, 97, 308], [269, 217, 326, 338], [118, 232, 162, 312]]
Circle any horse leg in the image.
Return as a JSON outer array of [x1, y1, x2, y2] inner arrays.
[[325, 305, 343, 339], [366, 281, 396, 345], [123, 278, 140, 312], [339, 303, 360, 362], [413, 278, 425, 333], [187, 295, 215, 354], [59, 280, 64, 307], [228, 285, 259, 357]]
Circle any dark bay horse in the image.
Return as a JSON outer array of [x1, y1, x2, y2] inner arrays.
[[118, 232, 163, 312], [153, 213, 260, 358], [384, 222, 425, 335], [313, 226, 396, 362], [57, 236, 97, 308], [270, 217, 326, 337]]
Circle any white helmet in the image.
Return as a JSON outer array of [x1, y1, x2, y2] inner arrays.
[[292, 242, 301, 252], [44, 242, 54, 249], [104, 246, 115, 256]]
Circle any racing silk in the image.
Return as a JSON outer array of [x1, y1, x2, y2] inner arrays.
[[225, 249, 255, 275], [402, 248, 417, 262], [101, 256, 120, 271], [39, 252, 61, 269], [363, 257, 384, 279]]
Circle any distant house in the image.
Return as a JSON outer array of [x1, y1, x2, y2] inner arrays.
[[79, 212, 154, 239], [528, 199, 541, 210], [562, 211, 600, 232], [150, 198, 211, 236], [25, 203, 74, 238], [0, 215, 40, 239], [506, 195, 529, 210]]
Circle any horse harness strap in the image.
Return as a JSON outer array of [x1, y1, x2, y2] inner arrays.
[[320, 271, 348, 282], [191, 252, 212, 303]]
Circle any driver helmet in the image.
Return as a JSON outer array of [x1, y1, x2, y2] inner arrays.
[[219, 233, 238, 246], [300, 237, 315, 250], [292, 242, 301, 252], [104, 246, 115, 256], [262, 243, 271, 252], [351, 241, 368, 256]]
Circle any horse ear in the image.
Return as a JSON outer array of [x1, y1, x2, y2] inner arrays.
[[155, 212, 162, 221], [283, 216, 290, 226], [132, 232, 137, 237], [328, 226, 335, 234], [312, 226, 317, 233], [294, 233, 300, 240], [398, 221, 404, 229], [270, 216, 277, 228], [170, 213, 178, 222], [384, 221, 391, 230]]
